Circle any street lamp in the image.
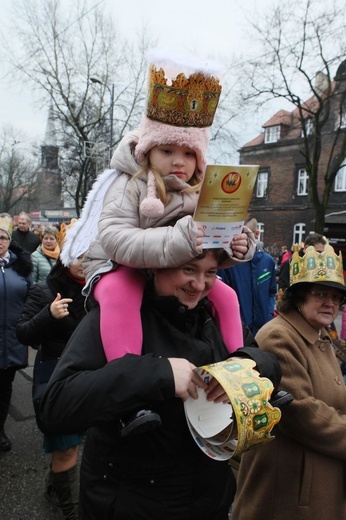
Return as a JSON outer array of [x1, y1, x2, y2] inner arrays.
[[90, 77, 115, 159]]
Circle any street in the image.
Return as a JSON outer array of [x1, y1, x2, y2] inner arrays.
[[0, 349, 79, 520]]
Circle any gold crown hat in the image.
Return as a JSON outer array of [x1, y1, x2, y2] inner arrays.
[[290, 244, 346, 292], [184, 358, 281, 461], [134, 48, 223, 218], [0, 213, 14, 239]]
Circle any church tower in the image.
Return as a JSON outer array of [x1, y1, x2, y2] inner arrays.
[[34, 105, 63, 210]]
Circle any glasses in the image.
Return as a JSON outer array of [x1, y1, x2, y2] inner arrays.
[[0, 236, 10, 242], [310, 290, 345, 306]]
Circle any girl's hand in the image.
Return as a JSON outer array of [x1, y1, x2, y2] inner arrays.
[[196, 223, 205, 254], [231, 232, 248, 259], [50, 293, 73, 320]]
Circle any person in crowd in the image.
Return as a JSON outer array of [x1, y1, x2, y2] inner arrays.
[[232, 243, 346, 520], [31, 226, 60, 282], [278, 233, 327, 291], [0, 213, 33, 451], [277, 245, 288, 266], [16, 255, 86, 520], [62, 50, 255, 434], [31, 226, 60, 283], [11, 212, 41, 254], [41, 248, 281, 520], [218, 215, 277, 335], [341, 303, 346, 341]]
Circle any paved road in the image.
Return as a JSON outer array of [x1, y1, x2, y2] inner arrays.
[[0, 349, 69, 520]]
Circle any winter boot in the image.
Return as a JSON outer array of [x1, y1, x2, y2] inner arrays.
[[0, 429, 11, 451], [45, 465, 61, 512], [52, 465, 79, 520]]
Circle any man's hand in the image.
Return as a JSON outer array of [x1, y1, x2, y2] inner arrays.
[[168, 358, 207, 401], [205, 377, 230, 403]]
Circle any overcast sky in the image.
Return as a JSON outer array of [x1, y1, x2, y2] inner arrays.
[[0, 0, 281, 153]]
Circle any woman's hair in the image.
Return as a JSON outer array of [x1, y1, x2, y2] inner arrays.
[[195, 248, 229, 266], [132, 154, 202, 205], [277, 283, 311, 313], [304, 233, 327, 248], [42, 226, 59, 239], [49, 258, 65, 279]]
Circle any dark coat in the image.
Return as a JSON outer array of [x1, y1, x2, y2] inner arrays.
[[16, 268, 86, 360], [41, 288, 281, 520], [219, 249, 277, 335], [0, 242, 32, 369], [11, 229, 41, 254], [232, 310, 346, 520]]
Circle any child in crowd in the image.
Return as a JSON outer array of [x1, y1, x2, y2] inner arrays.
[[62, 50, 255, 435]]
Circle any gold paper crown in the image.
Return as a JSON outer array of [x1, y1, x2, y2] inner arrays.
[[146, 52, 222, 128], [291, 243, 302, 253], [290, 244, 345, 287], [0, 214, 13, 238], [185, 358, 281, 461], [57, 219, 77, 247]]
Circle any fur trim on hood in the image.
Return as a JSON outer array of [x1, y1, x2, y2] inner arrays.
[[110, 130, 140, 175]]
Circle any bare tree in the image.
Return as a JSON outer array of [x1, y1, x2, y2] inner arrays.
[[240, 0, 346, 233], [0, 127, 38, 214], [4, 0, 154, 214], [2, 0, 248, 215]]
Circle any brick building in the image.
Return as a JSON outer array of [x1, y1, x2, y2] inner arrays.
[[239, 60, 346, 263]]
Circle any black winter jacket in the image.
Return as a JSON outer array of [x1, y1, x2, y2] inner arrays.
[[0, 242, 32, 369], [17, 269, 86, 360], [11, 229, 40, 254], [41, 287, 281, 520]]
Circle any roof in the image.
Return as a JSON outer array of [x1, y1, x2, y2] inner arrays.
[[262, 110, 292, 128], [241, 78, 339, 149], [325, 211, 346, 224]]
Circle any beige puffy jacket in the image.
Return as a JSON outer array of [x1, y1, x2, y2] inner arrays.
[[82, 129, 255, 284]]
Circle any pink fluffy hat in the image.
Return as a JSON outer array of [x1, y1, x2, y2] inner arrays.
[[134, 48, 223, 218]]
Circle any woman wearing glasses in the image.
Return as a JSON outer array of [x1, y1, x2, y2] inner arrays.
[[232, 244, 346, 520], [0, 214, 32, 452]]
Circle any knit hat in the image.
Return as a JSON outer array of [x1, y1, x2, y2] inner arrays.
[[135, 49, 223, 218], [0, 214, 13, 239]]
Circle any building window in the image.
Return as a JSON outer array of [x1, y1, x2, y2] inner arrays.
[[257, 222, 264, 243], [264, 125, 281, 144], [256, 172, 268, 198], [293, 223, 305, 245], [297, 168, 309, 195], [335, 159, 346, 192], [301, 118, 313, 137]]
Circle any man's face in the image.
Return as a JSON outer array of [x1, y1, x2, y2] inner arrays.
[[17, 218, 30, 232], [153, 253, 219, 310]]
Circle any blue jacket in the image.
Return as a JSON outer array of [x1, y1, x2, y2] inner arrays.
[[219, 249, 277, 335], [0, 242, 33, 369]]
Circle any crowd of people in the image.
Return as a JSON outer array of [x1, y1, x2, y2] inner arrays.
[[1, 48, 346, 520]]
